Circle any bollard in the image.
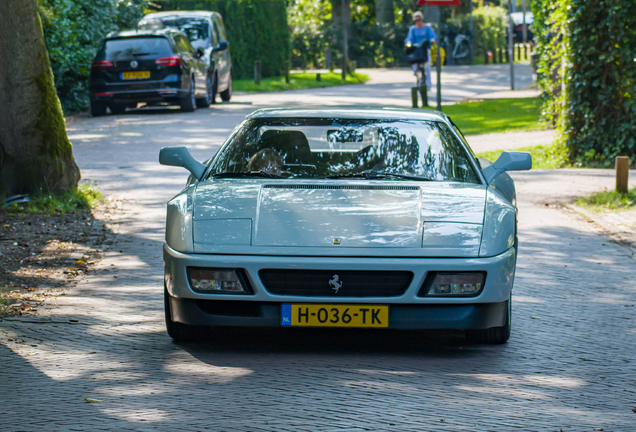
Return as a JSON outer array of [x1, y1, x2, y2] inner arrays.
[[419, 84, 428, 107], [484, 50, 489, 65], [523, 44, 528, 60], [284, 60, 290, 84], [254, 60, 262, 84], [411, 87, 418, 108], [324, 48, 332, 71], [316, 73, 321, 82], [517, 44, 522, 61], [498, 47, 503, 64], [616, 156, 630, 193]]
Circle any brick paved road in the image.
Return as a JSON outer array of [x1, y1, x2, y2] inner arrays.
[[1, 80, 635, 431]]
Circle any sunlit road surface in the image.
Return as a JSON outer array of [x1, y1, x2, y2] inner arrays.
[[1, 67, 635, 431]]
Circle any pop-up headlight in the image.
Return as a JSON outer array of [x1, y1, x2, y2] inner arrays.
[[188, 268, 250, 294], [420, 272, 485, 296]]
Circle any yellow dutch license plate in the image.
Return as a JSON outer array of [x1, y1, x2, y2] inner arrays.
[[121, 71, 150, 80], [281, 304, 389, 328]]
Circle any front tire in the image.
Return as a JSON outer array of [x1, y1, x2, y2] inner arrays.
[[164, 286, 201, 342], [466, 295, 511, 344], [179, 77, 196, 112], [196, 73, 216, 107], [220, 72, 232, 102]]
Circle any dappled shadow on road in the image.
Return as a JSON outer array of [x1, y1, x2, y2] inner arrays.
[[2, 211, 636, 429]]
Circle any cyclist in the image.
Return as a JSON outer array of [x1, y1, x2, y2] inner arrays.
[[404, 11, 437, 88]]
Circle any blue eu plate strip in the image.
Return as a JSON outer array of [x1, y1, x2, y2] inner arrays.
[[281, 304, 291, 326]]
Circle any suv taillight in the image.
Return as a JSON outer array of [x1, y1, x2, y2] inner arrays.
[[91, 60, 113, 70], [156, 56, 181, 66]]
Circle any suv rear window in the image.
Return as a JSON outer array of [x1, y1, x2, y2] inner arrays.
[[101, 37, 173, 60]]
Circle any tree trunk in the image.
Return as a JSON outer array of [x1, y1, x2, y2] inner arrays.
[[0, 0, 80, 198], [331, 0, 351, 33], [375, 0, 394, 25]]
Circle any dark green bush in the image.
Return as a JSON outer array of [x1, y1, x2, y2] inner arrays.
[[155, 0, 290, 79], [38, 0, 147, 112], [533, 0, 636, 166]]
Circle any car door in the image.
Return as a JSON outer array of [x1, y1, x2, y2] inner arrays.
[[212, 16, 231, 89], [174, 33, 207, 96]]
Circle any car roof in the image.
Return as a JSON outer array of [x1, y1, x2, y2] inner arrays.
[[246, 107, 450, 122], [106, 28, 181, 39], [141, 11, 220, 20]]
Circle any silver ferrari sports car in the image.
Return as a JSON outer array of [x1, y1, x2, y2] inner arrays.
[[160, 107, 531, 343]]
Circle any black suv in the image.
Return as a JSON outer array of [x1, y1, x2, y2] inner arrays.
[[138, 11, 232, 103], [89, 29, 212, 116]]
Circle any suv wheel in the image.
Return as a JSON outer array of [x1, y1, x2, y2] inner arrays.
[[180, 77, 196, 112], [220, 73, 232, 102], [466, 295, 511, 344], [90, 100, 107, 117], [196, 73, 216, 107]]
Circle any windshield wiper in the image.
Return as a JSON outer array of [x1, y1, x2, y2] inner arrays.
[[132, 52, 154, 56], [327, 172, 433, 181], [212, 171, 280, 179]]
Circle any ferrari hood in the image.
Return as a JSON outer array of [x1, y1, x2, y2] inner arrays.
[[192, 181, 487, 257]]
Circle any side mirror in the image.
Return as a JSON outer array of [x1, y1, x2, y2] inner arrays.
[[213, 40, 229, 52], [481, 151, 532, 184], [159, 146, 206, 180], [195, 47, 205, 58]]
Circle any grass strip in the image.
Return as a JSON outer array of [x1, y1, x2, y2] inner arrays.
[[442, 97, 544, 136], [575, 188, 636, 211], [2, 182, 103, 215], [475, 145, 564, 169], [233, 72, 369, 93]]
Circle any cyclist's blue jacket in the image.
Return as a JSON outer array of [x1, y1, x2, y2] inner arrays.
[[404, 24, 437, 46]]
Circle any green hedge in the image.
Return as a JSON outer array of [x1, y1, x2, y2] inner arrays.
[[155, 0, 290, 80], [533, 0, 636, 166], [38, 0, 147, 112]]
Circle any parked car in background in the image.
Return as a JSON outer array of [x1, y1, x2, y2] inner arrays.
[[510, 12, 534, 43], [159, 107, 532, 344], [138, 11, 232, 104], [89, 29, 212, 116]]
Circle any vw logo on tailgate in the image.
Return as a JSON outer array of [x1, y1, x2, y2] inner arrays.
[[130, 60, 138, 69]]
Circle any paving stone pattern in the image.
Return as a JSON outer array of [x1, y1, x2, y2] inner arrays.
[[1, 199, 635, 431], [2, 78, 636, 430]]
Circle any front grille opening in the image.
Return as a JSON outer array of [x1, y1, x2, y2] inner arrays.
[[259, 269, 413, 297], [195, 300, 262, 317]]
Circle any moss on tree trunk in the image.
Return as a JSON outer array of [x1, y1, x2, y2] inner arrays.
[[0, 0, 80, 198]]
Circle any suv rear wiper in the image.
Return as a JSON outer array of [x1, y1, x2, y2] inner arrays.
[[327, 172, 433, 181], [212, 171, 280, 179], [132, 52, 154, 56]]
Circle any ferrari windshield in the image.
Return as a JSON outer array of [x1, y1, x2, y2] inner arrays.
[[208, 118, 480, 183]]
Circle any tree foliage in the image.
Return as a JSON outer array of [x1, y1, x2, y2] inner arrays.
[[533, 0, 636, 165], [38, 0, 147, 112], [448, 5, 507, 52], [156, 0, 290, 80]]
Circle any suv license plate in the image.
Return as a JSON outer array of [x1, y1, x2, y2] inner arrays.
[[281, 304, 389, 328], [121, 71, 150, 80]]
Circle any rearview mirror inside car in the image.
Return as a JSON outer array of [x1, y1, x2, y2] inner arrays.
[[159, 146, 206, 180], [481, 151, 532, 184], [213, 41, 229, 52]]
